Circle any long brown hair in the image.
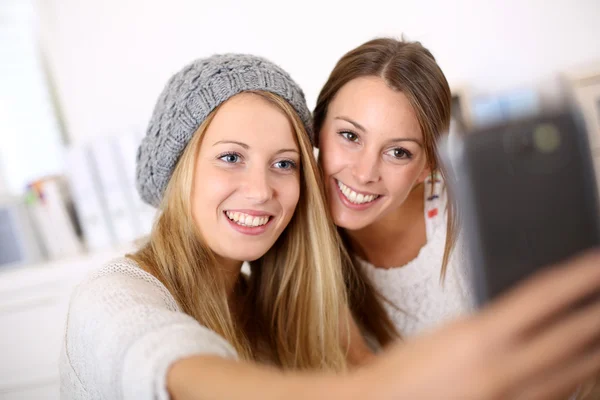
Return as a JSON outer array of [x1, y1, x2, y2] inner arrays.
[[131, 91, 349, 371], [313, 37, 456, 344]]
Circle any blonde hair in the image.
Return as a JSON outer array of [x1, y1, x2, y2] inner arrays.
[[130, 91, 349, 371]]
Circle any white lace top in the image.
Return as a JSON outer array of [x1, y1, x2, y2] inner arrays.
[[360, 174, 476, 337]]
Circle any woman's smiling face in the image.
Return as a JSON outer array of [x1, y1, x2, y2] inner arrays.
[[318, 76, 430, 231]]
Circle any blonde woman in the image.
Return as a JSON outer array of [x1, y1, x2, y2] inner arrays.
[[59, 53, 357, 398], [59, 53, 600, 400]]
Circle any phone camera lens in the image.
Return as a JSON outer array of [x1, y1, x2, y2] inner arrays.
[[533, 124, 561, 153]]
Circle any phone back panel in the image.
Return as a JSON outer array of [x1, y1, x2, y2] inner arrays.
[[453, 111, 600, 305]]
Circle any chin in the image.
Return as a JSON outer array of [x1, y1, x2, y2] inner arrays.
[[333, 213, 370, 232], [225, 246, 272, 262], [241, 253, 267, 262]]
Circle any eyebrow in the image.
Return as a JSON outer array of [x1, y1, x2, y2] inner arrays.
[[388, 138, 423, 148], [335, 116, 366, 132], [213, 140, 249, 148], [212, 140, 299, 154], [334, 116, 423, 147]]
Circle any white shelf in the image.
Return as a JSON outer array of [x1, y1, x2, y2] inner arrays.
[[0, 244, 134, 297]]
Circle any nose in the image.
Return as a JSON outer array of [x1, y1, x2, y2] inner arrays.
[[243, 166, 273, 204], [351, 150, 381, 185]]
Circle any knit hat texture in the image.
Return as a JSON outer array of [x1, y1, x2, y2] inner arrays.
[[136, 53, 312, 207]]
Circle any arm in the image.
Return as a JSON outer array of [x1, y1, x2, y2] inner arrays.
[[167, 355, 367, 400], [361, 249, 600, 400], [63, 261, 376, 400], [66, 252, 600, 400], [168, 250, 600, 400]]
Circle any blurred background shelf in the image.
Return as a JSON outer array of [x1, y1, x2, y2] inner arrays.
[[0, 244, 134, 302]]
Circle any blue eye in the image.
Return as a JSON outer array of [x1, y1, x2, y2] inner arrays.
[[339, 131, 359, 142], [218, 152, 241, 163], [274, 160, 297, 170]]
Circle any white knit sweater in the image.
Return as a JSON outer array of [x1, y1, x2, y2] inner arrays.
[[59, 257, 238, 400], [360, 176, 476, 337]]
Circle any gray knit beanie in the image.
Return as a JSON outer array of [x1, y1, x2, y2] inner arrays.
[[136, 53, 312, 208]]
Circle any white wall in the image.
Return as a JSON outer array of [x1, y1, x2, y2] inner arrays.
[[0, 0, 65, 195], [0, 157, 7, 195], [38, 0, 600, 143]]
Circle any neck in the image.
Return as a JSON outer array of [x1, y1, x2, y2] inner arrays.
[[346, 183, 426, 268], [215, 256, 244, 302]]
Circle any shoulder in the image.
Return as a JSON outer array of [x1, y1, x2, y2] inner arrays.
[[70, 256, 179, 314], [61, 256, 238, 399]]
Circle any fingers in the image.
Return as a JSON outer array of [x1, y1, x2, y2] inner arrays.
[[511, 344, 600, 400], [492, 297, 600, 394], [480, 249, 600, 340]]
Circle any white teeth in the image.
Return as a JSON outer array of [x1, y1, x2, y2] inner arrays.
[[225, 211, 270, 227], [336, 180, 379, 205]]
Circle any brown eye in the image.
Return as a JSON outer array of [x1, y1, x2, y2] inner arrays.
[[387, 148, 413, 160], [339, 131, 359, 142]]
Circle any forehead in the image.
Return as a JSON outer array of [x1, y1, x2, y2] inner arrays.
[[328, 76, 422, 140], [202, 92, 299, 148]]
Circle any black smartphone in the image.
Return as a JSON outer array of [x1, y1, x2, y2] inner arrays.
[[442, 110, 600, 306]]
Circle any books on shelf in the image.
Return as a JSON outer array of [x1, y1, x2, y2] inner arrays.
[[64, 145, 114, 252], [113, 131, 156, 236], [64, 132, 155, 253], [0, 194, 45, 267], [25, 176, 83, 260]]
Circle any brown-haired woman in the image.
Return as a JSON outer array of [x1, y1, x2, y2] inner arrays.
[[315, 37, 471, 342], [314, 37, 600, 398]]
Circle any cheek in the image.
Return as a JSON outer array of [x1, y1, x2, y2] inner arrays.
[[319, 135, 346, 176], [383, 163, 426, 199], [192, 169, 235, 221], [278, 176, 300, 217]]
